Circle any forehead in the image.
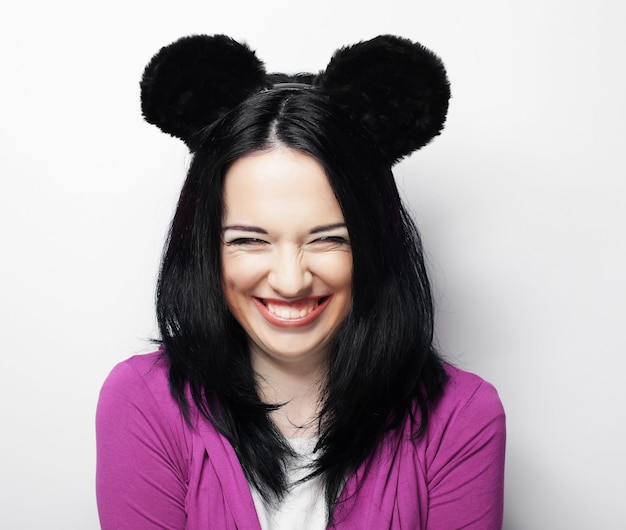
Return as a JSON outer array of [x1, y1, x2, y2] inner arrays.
[[222, 147, 344, 225]]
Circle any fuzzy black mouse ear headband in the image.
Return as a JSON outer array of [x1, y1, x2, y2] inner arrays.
[[141, 34, 450, 164]]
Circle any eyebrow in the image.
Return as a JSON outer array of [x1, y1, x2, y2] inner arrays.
[[309, 223, 347, 234], [222, 225, 268, 234], [222, 222, 347, 235]]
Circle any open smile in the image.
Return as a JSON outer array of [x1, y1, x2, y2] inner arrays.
[[253, 296, 332, 328]]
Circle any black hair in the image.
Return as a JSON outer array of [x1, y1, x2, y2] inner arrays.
[[156, 87, 448, 522]]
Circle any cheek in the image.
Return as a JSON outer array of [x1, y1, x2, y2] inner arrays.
[[221, 266, 254, 325], [310, 252, 353, 320], [317, 253, 353, 288], [335, 255, 354, 313], [221, 253, 272, 315], [222, 254, 259, 291], [221, 256, 246, 312]]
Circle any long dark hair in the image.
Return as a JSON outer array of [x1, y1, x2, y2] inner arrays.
[[156, 87, 447, 520]]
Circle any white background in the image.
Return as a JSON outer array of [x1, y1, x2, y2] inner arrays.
[[1, 1, 625, 528]]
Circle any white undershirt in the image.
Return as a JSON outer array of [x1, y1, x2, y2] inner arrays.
[[251, 438, 327, 530]]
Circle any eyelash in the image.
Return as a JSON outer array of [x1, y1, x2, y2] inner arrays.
[[224, 235, 350, 246], [225, 237, 268, 246], [312, 236, 350, 245]]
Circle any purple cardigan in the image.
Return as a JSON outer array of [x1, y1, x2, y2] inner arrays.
[[96, 352, 505, 529]]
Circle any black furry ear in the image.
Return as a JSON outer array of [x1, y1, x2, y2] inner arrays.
[[141, 34, 450, 162], [140, 35, 267, 151], [318, 35, 450, 165]]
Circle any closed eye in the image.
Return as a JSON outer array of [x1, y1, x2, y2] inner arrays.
[[308, 235, 351, 249], [312, 236, 349, 244], [225, 237, 269, 246]]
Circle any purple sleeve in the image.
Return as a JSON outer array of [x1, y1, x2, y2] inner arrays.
[[96, 359, 189, 530], [426, 378, 506, 530]]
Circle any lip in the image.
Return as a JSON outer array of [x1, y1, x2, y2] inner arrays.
[[253, 295, 332, 328]]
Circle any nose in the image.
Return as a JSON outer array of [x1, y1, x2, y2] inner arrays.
[[267, 247, 313, 298]]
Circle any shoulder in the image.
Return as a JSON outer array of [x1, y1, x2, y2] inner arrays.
[[385, 365, 506, 527], [97, 349, 187, 437], [421, 362, 506, 471], [100, 349, 171, 400], [96, 349, 195, 483], [96, 351, 195, 527], [436, 363, 505, 421]]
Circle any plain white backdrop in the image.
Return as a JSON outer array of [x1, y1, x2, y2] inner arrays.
[[1, 1, 625, 528]]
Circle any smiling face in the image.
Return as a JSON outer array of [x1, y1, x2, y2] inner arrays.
[[221, 147, 352, 372]]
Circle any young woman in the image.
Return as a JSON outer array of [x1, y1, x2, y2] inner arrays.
[[96, 35, 506, 529]]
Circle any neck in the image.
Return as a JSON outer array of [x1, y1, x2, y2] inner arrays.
[[251, 347, 327, 439]]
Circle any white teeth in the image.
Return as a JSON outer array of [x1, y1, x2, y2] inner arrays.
[[266, 302, 316, 320]]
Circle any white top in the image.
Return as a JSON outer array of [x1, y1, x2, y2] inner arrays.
[[251, 438, 327, 530]]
